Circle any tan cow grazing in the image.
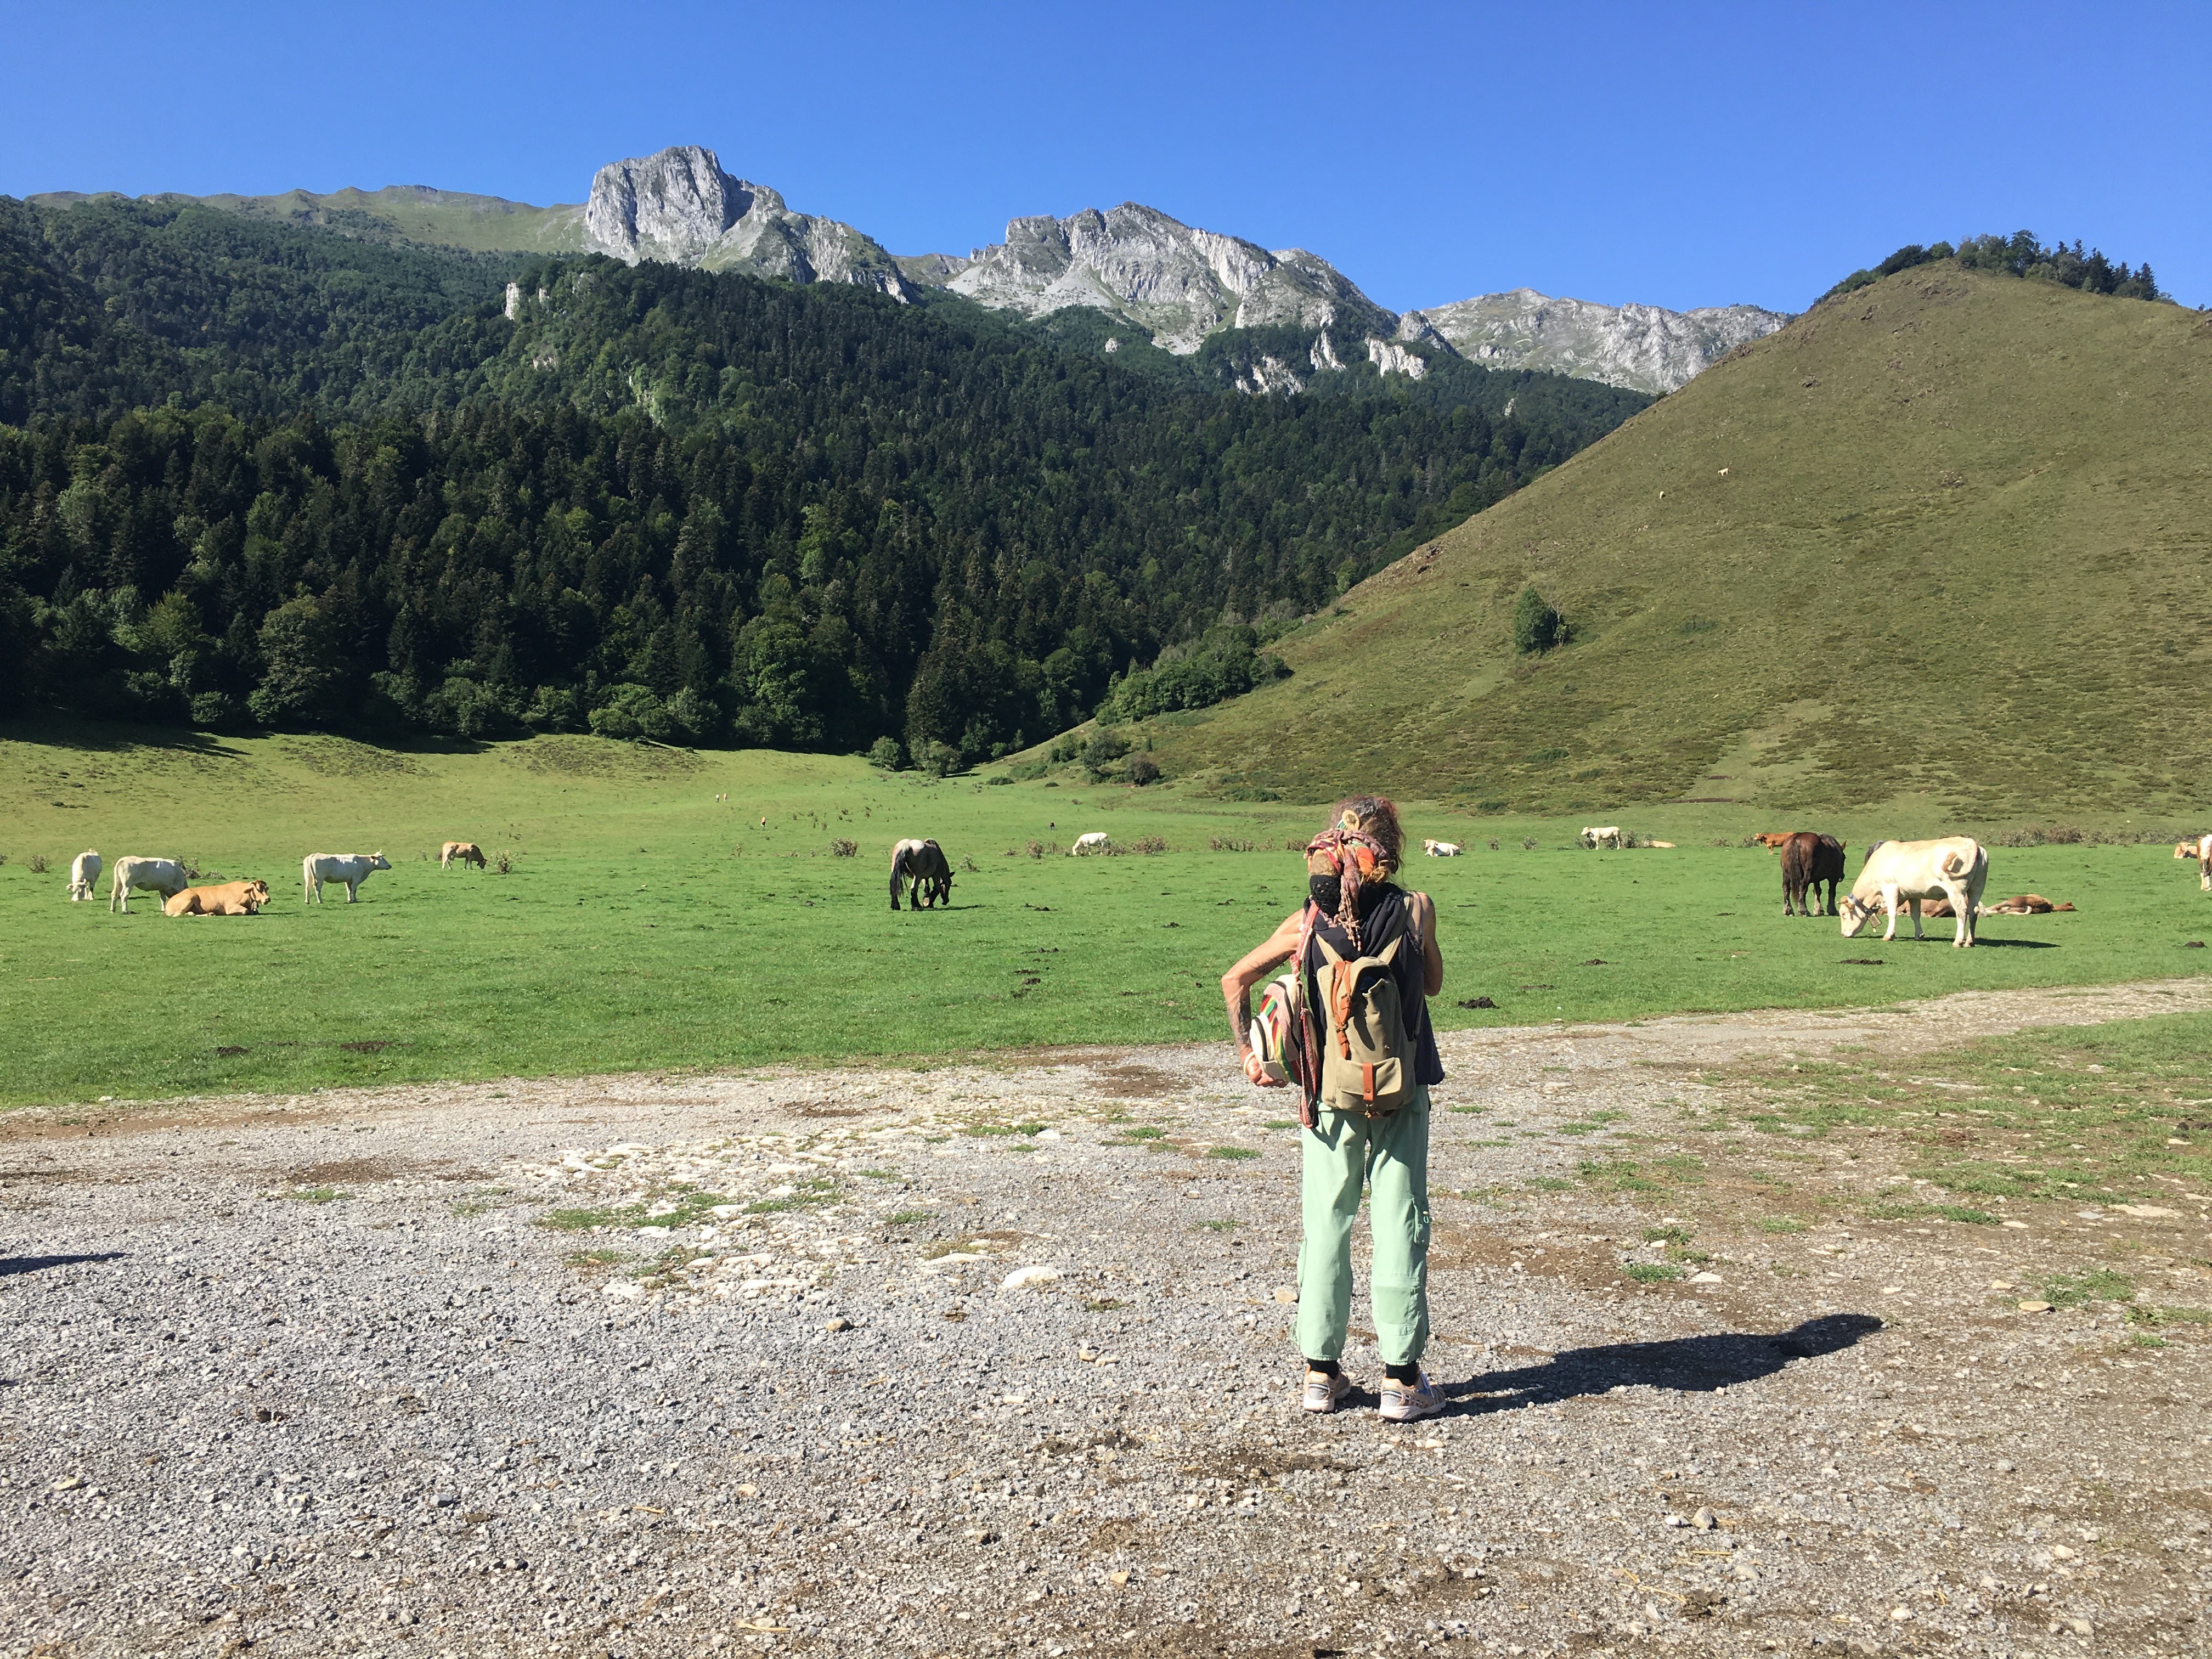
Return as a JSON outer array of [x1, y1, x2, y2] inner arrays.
[[2176, 836, 2212, 893], [1578, 826, 1625, 850], [441, 841, 487, 871], [1751, 832, 1796, 850], [1839, 837, 1989, 946], [165, 879, 272, 916]]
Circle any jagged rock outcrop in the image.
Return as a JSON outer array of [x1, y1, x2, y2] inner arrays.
[[1394, 289, 1787, 394], [1364, 338, 1427, 379], [919, 202, 1395, 355], [584, 145, 914, 300]]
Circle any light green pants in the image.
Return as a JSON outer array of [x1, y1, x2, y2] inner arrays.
[[1296, 1084, 1431, 1367]]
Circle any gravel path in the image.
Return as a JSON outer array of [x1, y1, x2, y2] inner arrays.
[[5, 980, 2210, 1658]]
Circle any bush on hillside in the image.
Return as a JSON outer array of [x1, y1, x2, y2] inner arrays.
[[1510, 586, 1567, 654], [1094, 624, 1289, 723], [866, 736, 904, 770], [1129, 753, 1160, 786]]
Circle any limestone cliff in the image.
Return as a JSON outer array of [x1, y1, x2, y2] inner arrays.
[[1394, 289, 1787, 394], [916, 202, 1395, 355], [583, 145, 914, 300]]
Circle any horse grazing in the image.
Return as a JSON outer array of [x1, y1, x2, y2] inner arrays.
[[889, 838, 953, 911]]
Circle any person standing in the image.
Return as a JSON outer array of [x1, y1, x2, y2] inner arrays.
[[1220, 796, 1447, 1421]]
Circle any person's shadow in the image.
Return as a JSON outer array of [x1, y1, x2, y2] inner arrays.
[[1443, 1313, 1882, 1412], [0, 1252, 125, 1278]]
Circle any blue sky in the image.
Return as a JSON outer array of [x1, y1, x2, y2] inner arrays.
[[5, 1, 2206, 312]]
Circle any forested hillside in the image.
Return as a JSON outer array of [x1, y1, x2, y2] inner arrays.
[[0, 196, 1646, 761]]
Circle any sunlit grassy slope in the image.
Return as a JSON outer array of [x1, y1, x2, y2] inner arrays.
[[3, 722, 2205, 1109], [30, 186, 590, 254], [1146, 264, 2212, 817]]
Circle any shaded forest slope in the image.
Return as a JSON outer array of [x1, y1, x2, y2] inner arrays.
[[1147, 265, 2212, 819]]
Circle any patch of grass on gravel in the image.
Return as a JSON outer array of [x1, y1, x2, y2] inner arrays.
[[1121, 1126, 1166, 1141], [1626, 1263, 1685, 1283], [885, 1210, 934, 1227], [1760, 1216, 1810, 1234], [2126, 1302, 2212, 1328], [1084, 1297, 1129, 1312], [563, 1249, 622, 1267], [1523, 1176, 1573, 1192], [2042, 1267, 2137, 1308], [1207, 1146, 1261, 1161], [1578, 1154, 1702, 1195], [968, 1121, 1046, 1137], [1693, 1011, 2212, 1207], [281, 1186, 348, 1203], [1263, 1119, 1299, 1130], [1861, 1200, 1998, 1223], [538, 1187, 741, 1231]]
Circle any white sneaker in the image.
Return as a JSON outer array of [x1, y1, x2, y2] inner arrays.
[[1378, 1370, 1446, 1422], [1302, 1369, 1352, 1413]]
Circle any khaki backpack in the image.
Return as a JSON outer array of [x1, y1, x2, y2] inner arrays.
[[1311, 933, 1417, 1115]]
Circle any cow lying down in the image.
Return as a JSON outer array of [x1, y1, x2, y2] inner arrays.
[[1920, 893, 2076, 918], [165, 879, 272, 916]]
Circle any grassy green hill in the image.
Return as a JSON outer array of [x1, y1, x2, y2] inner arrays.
[[28, 185, 588, 254], [1138, 264, 2212, 820]]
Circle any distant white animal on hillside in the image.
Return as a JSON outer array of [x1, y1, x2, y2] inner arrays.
[[69, 849, 101, 902], [303, 851, 392, 905], [1071, 832, 1112, 856], [1839, 837, 1988, 947], [1423, 839, 1462, 857], [108, 856, 188, 914], [1578, 826, 1625, 850]]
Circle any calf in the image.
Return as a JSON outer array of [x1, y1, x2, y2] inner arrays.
[[1777, 832, 1848, 917], [441, 841, 487, 871], [1751, 832, 1796, 850], [109, 856, 189, 914], [165, 879, 272, 916], [1839, 837, 1988, 947], [1423, 839, 1463, 857], [303, 851, 392, 905], [68, 849, 101, 902]]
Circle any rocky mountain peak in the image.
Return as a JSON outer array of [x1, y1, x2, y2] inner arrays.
[[1395, 289, 1787, 394], [584, 145, 912, 300], [927, 201, 1396, 355]]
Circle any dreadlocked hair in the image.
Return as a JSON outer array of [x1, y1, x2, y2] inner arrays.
[[1304, 794, 1403, 950]]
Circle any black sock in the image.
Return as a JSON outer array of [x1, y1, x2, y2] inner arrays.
[[1383, 1362, 1420, 1384], [1305, 1358, 1340, 1376]]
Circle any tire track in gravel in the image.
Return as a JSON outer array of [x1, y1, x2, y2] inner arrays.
[[3, 979, 2209, 1657]]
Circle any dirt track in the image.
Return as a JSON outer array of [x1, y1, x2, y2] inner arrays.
[[5, 981, 2210, 1658]]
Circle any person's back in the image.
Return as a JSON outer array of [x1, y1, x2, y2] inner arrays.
[[1219, 796, 1448, 1423]]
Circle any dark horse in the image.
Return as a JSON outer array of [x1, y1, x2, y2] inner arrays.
[[889, 838, 953, 911], [1779, 831, 1848, 917]]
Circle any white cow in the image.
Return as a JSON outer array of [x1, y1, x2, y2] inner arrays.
[[1579, 826, 1625, 850], [1423, 839, 1463, 857], [2175, 835, 2212, 893], [303, 851, 392, 905], [1839, 837, 1989, 947], [1070, 832, 1113, 856], [108, 856, 188, 914], [68, 849, 102, 902]]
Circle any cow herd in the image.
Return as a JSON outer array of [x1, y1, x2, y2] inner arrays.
[[61, 846, 457, 914]]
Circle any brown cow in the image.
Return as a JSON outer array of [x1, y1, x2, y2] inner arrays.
[[164, 879, 272, 916], [1778, 832, 1848, 917], [441, 841, 487, 871]]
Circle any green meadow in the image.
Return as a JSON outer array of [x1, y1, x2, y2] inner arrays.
[[2, 720, 2207, 1110]]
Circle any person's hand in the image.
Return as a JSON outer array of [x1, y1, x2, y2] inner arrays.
[[1243, 1048, 1286, 1087]]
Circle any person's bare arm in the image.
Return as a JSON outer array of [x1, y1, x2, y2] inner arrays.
[[1221, 910, 1304, 1085], [1410, 890, 1443, 996]]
